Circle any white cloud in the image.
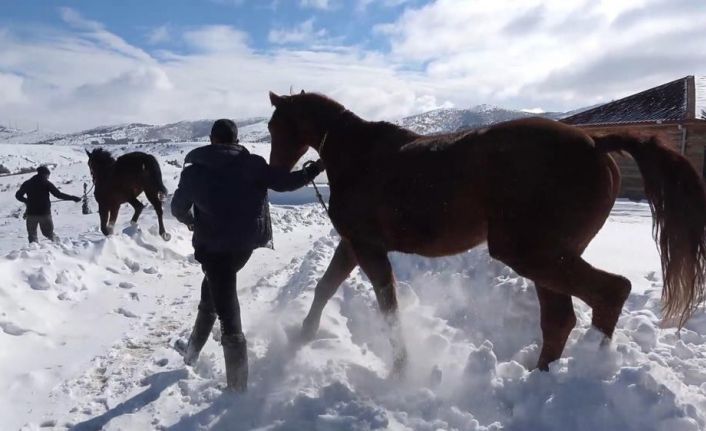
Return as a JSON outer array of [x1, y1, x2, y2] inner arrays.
[[377, 0, 706, 108], [2, 1, 706, 132], [357, 0, 409, 11], [148, 25, 171, 45], [183, 25, 250, 53], [0, 73, 25, 104], [0, 20, 435, 132], [59, 7, 152, 62], [268, 19, 328, 45], [300, 0, 334, 10]]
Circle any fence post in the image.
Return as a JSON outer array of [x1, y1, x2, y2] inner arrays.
[[82, 183, 91, 215]]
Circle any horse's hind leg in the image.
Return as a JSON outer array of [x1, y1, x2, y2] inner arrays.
[[302, 239, 357, 341], [146, 191, 169, 240], [535, 285, 576, 370], [492, 249, 630, 368], [352, 242, 407, 376], [128, 197, 145, 225], [525, 256, 630, 338]]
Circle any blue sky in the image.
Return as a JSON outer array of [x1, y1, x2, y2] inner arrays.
[[2, 1, 413, 57], [1, 0, 705, 131]]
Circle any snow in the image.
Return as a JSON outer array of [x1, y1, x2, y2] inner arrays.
[[1, 118, 272, 147], [696, 76, 706, 120], [0, 141, 704, 430]]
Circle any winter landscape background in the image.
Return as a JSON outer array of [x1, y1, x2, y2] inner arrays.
[[1, 106, 705, 430], [4, 0, 706, 428]]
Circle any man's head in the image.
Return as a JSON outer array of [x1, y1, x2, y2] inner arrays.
[[210, 119, 239, 145], [37, 165, 50, 178]]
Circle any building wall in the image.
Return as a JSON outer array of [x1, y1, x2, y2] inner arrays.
[[685, 123, 706, 178]]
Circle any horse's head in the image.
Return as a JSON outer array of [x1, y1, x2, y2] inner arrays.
[[268, 90, 341, 170], [268, 91, 310, 170], [85, 148, 114, 180]]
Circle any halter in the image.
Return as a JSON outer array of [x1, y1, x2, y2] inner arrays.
[[317, 131, 329, 153], [304, 131, 330, 215]]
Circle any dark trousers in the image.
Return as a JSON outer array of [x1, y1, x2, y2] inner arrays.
[[26, 214, 56, 243], [195, 249, 253, 336]]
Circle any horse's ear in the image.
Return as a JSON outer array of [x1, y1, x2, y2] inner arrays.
[[300, 89, 305, 95], [269, 91, 284, 107], [85, 149, 90, 157]]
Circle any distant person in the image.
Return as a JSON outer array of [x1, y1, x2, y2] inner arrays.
[[15, 165, 81, 243], [171, 119, 323, 391]]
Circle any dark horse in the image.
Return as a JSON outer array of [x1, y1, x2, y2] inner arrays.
[[86, 148, 170, 241], [267, 91, 706, 371]]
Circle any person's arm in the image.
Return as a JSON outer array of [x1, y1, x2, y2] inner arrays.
[[257, 158, 324, 192], [171, 168, 196, 227], [48, 182, 80, 202], [15, 183, 27, 203]]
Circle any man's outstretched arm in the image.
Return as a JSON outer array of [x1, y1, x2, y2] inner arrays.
[[48, 183, 80, 201], [260, 159, 324, 192]]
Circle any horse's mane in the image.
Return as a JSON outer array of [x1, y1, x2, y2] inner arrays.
[[292, 92, 346, 118], [292, 92, 419, 143], [90, 148, 116, 165]]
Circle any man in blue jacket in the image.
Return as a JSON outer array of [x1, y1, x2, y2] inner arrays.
[[171, 119, 323, 391], [15, 165, 81, 243]]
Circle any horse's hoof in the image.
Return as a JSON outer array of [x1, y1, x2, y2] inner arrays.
[[161, 232, 172, 241], [130, 220, 138, 226], [389, 348, 408, 380], [300, 319, 319, 342]]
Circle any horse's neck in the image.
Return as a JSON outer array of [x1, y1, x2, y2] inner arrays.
[[93, 164, 115, 185], [321, 117, 414, 176]]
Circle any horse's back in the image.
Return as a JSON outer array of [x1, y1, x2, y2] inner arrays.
[[116, 151, 156, 167], [344, 118, 618, 255]]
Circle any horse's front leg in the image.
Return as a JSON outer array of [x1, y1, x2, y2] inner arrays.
[[352, 241, 407, 377], [99, 205, 112, 236], [107, 204, 119, 234], [302, 239, 357, 340]]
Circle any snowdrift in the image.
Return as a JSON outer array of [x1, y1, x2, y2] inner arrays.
[[0, 142, 704, 430]]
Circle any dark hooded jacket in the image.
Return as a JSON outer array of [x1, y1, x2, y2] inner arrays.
[[171, 144, 320, 252], [15, 174, 78, 216]]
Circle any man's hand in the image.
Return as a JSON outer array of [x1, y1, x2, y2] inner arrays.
[[303, 159, 324, 180], [72, 196, 82, 202], [187, 224, 195, 232]]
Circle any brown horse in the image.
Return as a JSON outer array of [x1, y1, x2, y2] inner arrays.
[[86, 148, 170, 241], [267, 91, 706, 372]]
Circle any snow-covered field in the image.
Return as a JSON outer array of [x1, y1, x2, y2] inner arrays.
[[1, 142, 705, 431]]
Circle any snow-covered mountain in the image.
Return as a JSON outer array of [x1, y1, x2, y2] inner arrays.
[[0, 125, 60, 145], [396, 104, 567, 135], [1, 103, 585, 147], [3, 118, 271, 146]]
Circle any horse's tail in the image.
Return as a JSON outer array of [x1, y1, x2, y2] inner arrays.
[[144, 155, 168, 198], [594, 133, 706, 327]]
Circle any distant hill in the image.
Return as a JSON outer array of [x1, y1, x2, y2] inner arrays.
[[396, 104, 567, 135], [1, 118, 270, 146], [1, 103, 590, 146]]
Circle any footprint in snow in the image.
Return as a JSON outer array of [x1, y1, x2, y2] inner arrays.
[[115, 308, 139, 318], [0, 321, 44, 336], [118, 281, 135, 289]]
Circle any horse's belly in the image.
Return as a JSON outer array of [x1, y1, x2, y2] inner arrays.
[[383, 206, 488, 257]]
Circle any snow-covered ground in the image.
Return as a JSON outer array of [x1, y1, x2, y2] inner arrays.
[[0, 142, 705, 431]]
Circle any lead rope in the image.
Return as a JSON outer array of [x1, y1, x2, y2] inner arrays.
[[304, 132, 329, 215], [48, 181, 95, 204]]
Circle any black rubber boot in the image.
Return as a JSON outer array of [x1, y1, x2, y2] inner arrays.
[[182, 309, 217, 366], [222, 333, 248, 392]]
